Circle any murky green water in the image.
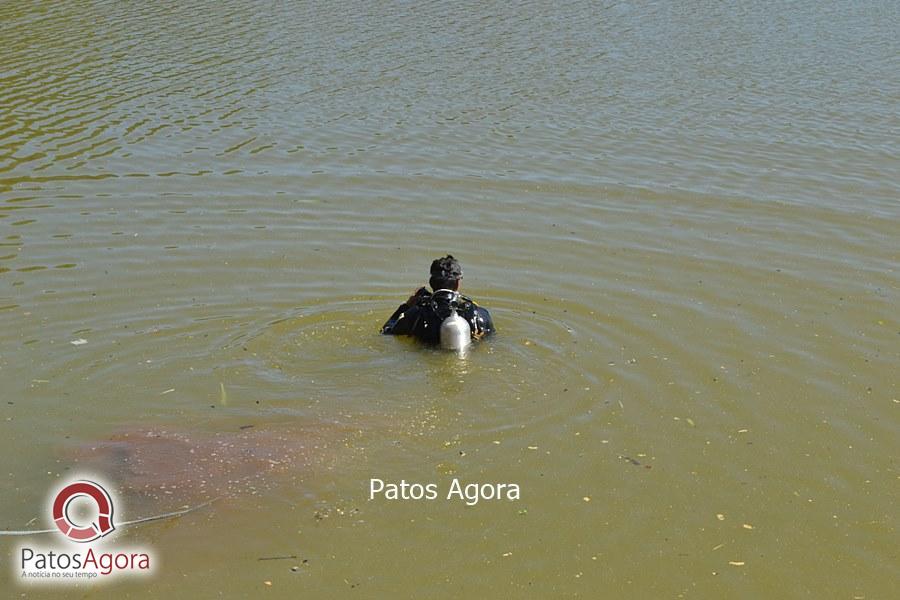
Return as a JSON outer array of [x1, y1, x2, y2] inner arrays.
[[1, 1, 897, 597]]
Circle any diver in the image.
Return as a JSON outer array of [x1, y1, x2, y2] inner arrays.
[[381, 255, 495, 349]]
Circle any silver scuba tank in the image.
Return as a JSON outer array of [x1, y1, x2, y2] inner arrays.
[[440, 308, 471, 351], [432, 289, 472, 351]]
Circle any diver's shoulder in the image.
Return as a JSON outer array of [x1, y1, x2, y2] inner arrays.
[[462, 298, 494, 328], [459, 295, 488, 309], [463, 296, 489, 309], [474, 304, 493, 322]]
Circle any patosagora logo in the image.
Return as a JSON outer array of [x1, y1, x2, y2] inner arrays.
[[52, 480, 116, 542], [16, 477, 154, 585]]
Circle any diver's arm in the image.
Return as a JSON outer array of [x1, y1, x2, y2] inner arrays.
[[381, 304, 407, 334], [460, 297, 495, 339], [468, 301, 495, 338], [381, 288, 429, 335]]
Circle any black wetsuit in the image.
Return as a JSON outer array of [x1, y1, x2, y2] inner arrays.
[[381, 288, 495, 344]]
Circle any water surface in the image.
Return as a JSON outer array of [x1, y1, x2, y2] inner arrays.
[[1, 1, 897, 597]]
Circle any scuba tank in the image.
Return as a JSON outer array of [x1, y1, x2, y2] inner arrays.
[[432, 289, 472, 351], [440, 308, 471, 351]]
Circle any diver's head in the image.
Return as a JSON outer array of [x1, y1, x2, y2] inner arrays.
[[429, 255, 462, 291]]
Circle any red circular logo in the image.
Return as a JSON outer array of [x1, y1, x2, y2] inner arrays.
[[52, 480, 116, 542]]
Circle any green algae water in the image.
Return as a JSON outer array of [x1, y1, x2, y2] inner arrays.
[[1, 1, 897, 597]]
